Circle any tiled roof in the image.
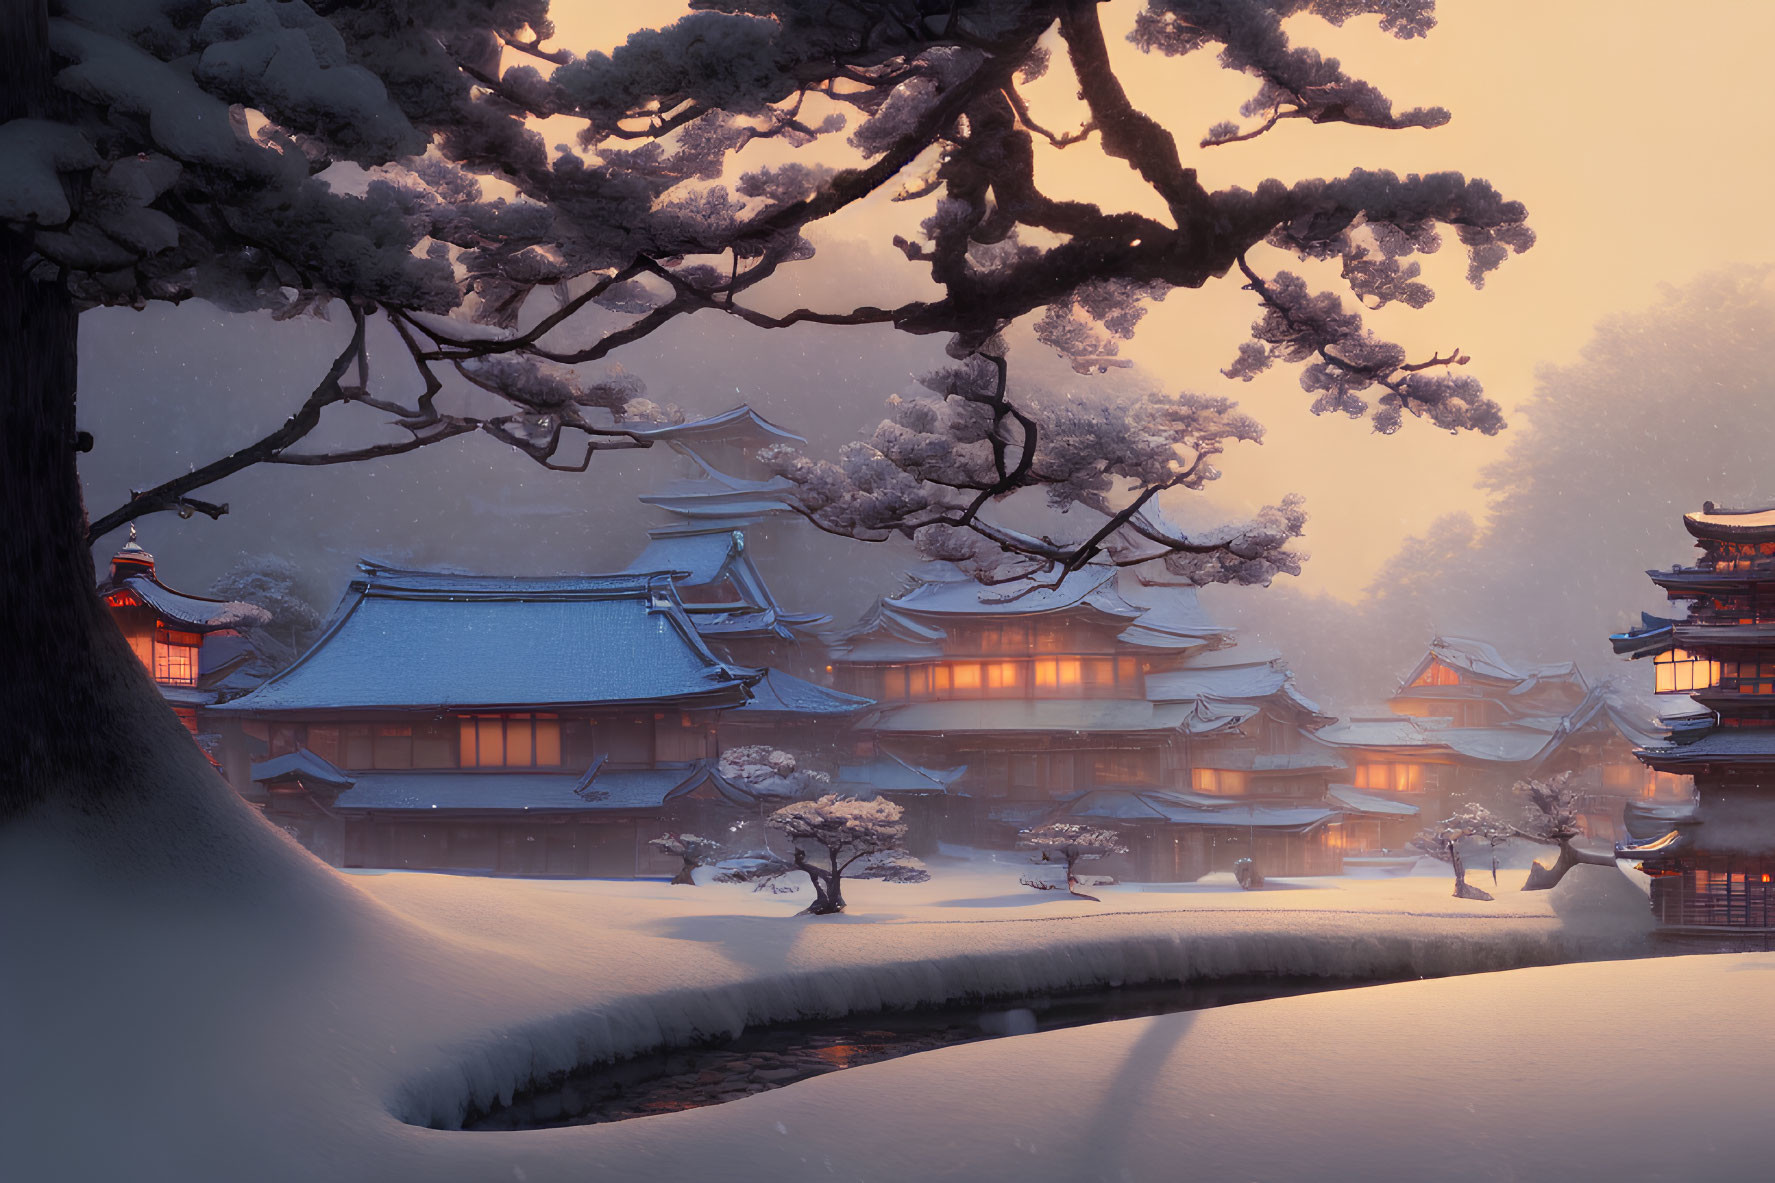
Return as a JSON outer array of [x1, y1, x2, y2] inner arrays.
[[1063, 789, 1342, 830], [733, 668, 873, 717], [835, 753, 966, 795], [214, 564, 750, 713], [104, 574, 270, 633]]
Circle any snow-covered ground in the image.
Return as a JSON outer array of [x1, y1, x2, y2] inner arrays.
[[3, 824, 1740, 1182]]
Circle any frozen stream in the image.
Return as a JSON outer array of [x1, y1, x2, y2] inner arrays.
[[459, 973, 1395, 1130]]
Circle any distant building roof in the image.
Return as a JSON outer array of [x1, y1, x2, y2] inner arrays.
[[1326, 786, 1422, 817], [99, 573, 270, 634], [250, 748, 355, 790], [215, 564, 751, 714], [835, 752, 966, 796], [1063, 788, 1342, 831], [732, 668, 874, 717], [623, 526, 827, 640], [882, 563, 1144, 622], [630, 405, 805, 449], [1399, 636, 1586, 693], [1683, 503, 1775, 541], [865, 698, 1211, 735]]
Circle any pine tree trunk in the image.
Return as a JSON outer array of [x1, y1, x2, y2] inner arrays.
[[0, 7, 333, 902], [1522, 838, 1616, 891], [1448, 846, 1494, 902]]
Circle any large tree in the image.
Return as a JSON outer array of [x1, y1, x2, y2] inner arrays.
[[2, 1, 1531, 843]]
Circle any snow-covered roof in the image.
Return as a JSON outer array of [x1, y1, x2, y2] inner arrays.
[[865, 699, 1204, 735], [731, 669, 874, 717], [328, 762, 741, 813], [100, 573, 270, 633], [835, 753, 966, 796], [215, 564, 750, 714], [623, 529, 742, 586], [636, 470, 799, 521], [623, 527, 829, 641], [1684, 503, 1775, 539], [1326, 786, 1422, 817], [1315, 716, 1450, 750], [629, 405, 805, 448], [1639, 728, 1775, 766], [1063, 789, 1342, 831], [251, 748, 355, 790], [1145, 660, 1289, 704], [883, 564, 1144, 621], [1399, 636, 1585, 692]]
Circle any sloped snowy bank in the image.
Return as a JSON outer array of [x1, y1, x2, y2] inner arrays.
[[0, 814, 1668, 1182]]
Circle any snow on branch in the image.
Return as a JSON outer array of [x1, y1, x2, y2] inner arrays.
[[717, 795, 928, 915], [32, 0, 1526, 573], [762, 354, 1305, 584]]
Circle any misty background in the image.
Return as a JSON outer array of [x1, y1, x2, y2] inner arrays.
[[77, 224, 1775, 714]]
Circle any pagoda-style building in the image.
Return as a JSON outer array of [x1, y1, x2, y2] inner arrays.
[[1613, 503, 1775, 934], [621, 406, 874, 765], [830, 561, 1374, 878], [97, 527, 273, 735]]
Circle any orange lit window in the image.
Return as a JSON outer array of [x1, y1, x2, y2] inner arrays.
[[949, 663, 982, 691], [1191, 768, 1250, 795], [458, 713, 562, 767], [1410, 660, 1462, 688], [1353, 762, 1424, 792], [1654, 649, 1720, 693], [153, 628, 201, 686], [986, 661, 1020, 690]]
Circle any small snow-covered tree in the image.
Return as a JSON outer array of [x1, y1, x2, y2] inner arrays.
[[1515, 772, 1617, 891], [1413, 804, 1512, 901], [209, 554, 326, 658], [648, 833, 724, 886], [717, 745, 830, 804], [1018, 822, 1128, 901], [718, 795, 929, 915]]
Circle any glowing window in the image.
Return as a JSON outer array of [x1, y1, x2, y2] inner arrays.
[[1410, 660, 1462, 688], [1191, 768, 1250, 795], [153, 628, 200, 686], [458, 714, 561, 768], [1353, 762, 1424, 793], [1653, 649, 1720, 693], [949, 663, 982, 691]]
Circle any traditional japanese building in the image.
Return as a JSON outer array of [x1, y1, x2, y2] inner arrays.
[[830, 561, 1364, 877], [621, 407, 874, 764], [97, 527, 273, 736], [1612, 503, 1775, 934], [1316, 636, 1669, 845], [212, 563, 762, 876]]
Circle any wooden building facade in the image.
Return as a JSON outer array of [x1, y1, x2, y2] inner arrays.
[[213, 564, 764, 877]]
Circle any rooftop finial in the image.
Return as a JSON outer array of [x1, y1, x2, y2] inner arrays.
[[128, 523, 137, 543]]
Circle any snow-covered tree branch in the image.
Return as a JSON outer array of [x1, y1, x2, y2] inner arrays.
[[717, 795, 929, 915]]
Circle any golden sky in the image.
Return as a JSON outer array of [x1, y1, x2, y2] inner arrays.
[[555, 1, 1775, 598]]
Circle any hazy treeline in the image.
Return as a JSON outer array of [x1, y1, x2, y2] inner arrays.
[[1210, 269, 1775, 709]]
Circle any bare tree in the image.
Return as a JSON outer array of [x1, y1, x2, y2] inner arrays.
[[719, 795, 929, 915], [1513, 772, 1618, 892], [648, 833, 725, 886], [1018, 822, 1128, 901], [3, 1, 1533, 843], [1413, 804, 1512, 901]]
